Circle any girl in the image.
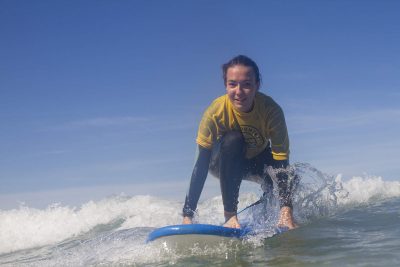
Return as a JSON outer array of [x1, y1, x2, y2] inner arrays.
[[182, 55, 297, 229]]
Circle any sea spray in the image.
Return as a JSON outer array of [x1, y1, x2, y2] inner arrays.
[[291, 162, 349, 222]]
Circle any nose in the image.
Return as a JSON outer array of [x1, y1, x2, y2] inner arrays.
[[235, 84, 244, 95]]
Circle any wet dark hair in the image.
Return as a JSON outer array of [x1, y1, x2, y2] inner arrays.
[[222, 55, 261, 86]]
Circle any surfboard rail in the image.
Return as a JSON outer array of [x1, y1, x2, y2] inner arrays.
[[146, 224, 252, 243]]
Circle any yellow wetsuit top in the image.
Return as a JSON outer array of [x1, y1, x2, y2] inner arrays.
[[196, 92, 289, 160]]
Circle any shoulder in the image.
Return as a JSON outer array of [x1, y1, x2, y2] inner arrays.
[[210, 94, 227, 107], [204, 95, 227, 115]]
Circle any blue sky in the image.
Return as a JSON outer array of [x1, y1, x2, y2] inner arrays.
[[1, 0, 399, 208]]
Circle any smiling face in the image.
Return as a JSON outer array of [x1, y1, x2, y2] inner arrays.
[[225, 65, 259, 113]]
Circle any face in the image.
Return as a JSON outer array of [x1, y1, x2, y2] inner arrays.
[[225, 65, 259, 113]]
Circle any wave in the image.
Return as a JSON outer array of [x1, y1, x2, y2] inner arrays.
[[0, 195, 182, 255], [1, 163, 399, 256]]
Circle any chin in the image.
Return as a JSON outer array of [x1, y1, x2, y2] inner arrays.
[[237, 106, 249, 112], [234, 104, 243, 110]]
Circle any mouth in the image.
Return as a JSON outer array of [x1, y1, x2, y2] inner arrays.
[[235, 98, 246, 104]]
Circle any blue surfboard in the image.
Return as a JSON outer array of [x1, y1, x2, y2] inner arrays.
[[147, 223, 288, 248], [147, 224, 252, 243]]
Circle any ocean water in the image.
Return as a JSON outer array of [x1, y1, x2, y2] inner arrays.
[[1, 163, 399, 267]]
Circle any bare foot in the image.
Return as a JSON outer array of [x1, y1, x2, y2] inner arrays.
[[223, 211, 241, 229], [277, 206, 298, 229], [182, 216, 193, 224]]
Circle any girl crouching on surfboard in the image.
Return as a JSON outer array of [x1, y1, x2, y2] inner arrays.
[[182, 55, 297, 229]]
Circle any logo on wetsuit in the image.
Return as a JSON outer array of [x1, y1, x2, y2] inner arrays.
[[240, 125, 264, 149]]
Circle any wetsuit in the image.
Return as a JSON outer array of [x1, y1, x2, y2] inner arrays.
[[182, 92, 295, 218]]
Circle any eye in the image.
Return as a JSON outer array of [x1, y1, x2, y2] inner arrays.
[[243, 81, 252, 87], [228, 82, 237, 88]]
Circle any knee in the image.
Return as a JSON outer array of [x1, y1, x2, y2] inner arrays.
[[209, 131, 245, 176], [220, 131, 245, 154]]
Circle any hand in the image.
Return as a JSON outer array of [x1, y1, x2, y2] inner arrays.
[[182, 216, 193, 224], [277, 206, 298, 229]]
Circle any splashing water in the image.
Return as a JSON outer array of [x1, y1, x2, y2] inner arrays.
[[291, 162, 349, 222]]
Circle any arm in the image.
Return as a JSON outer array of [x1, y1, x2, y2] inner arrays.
[[267, 103, 297, 228], [267, 105, 293, 208], [182, 145, 212, 221], [271, 159, 292, 208], [271, 159, 298, 229]]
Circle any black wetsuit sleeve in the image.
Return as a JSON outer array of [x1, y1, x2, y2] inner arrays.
[[182, 145, 212, 218], [272, 159, 295, 208], [271, 159, 289, 169]]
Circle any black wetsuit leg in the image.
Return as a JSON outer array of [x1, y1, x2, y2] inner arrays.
[[243, 145, 274, 196], [209, 131, 246, 213]]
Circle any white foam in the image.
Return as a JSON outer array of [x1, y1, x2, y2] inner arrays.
[[0, 195, 182, 254], [339, 175, 400, 204]]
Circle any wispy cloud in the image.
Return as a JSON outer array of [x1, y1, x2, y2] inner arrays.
[[275, 71, 317, 80], [34, 150, 72, 156], [98, 157, 189, 172], [288, 108, 400, 135], [0, 181, 190, 209], [289, 107, 400, 180], [53, 116, 150, 130], [389, 92, 400, 97], [45, 115, 197, 133]]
